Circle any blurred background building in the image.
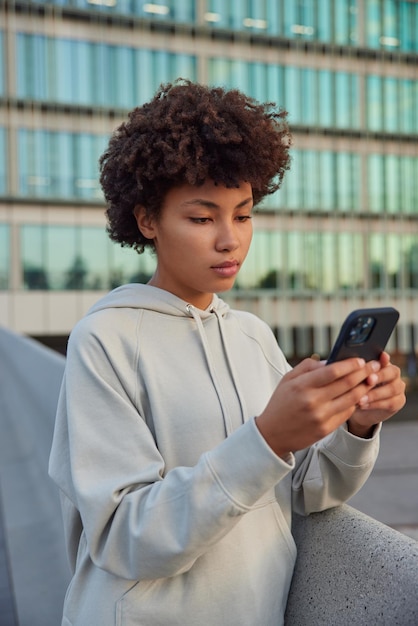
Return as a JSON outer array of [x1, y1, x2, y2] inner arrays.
[[0, 0, 417, 366]]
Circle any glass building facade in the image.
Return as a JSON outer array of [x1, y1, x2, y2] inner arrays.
[[1, 0, 418, 361]]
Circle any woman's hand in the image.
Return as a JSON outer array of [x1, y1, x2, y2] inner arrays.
[[256, 356, 385, 458], [347, 351, 406, 438]]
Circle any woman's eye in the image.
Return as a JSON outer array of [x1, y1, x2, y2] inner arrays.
[[236, 215, 252, 222], [190, 217, 211, 224]]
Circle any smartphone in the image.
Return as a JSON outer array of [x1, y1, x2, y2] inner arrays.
[[327, 307, 399, 364]]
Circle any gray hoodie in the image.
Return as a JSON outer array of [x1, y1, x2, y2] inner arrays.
[[49, 284, 380, 626]]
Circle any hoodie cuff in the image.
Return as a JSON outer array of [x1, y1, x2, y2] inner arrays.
[[323, 421, 381, 467], [204, 417, 295, 510]]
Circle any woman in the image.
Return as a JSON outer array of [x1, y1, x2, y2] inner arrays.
[[49, 80, 405, 625]]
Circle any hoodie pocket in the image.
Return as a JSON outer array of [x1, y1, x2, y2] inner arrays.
[[116, 580, 159, 626], [271, 500, 297, 559]]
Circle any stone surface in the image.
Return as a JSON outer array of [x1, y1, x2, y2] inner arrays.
[[285, 504, 418, 625]]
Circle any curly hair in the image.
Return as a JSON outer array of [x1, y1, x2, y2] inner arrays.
[[99, 79, 292, 252]]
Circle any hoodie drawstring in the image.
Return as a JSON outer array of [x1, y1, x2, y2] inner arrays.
[[211, 307, 248, 428], [186, 304, 246, 437]]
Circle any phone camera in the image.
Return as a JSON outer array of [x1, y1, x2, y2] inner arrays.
[[347, 316, 376, 346]]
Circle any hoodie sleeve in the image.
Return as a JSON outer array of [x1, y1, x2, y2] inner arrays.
[[291, 422, 381, 515], [49, 316, 294, 581]]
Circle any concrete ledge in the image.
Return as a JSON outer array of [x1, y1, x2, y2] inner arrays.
[[285, 504, 418, 625], [0, 327, 69, 626]]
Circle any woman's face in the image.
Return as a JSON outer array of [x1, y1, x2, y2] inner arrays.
[[135, 179, 254, 309]]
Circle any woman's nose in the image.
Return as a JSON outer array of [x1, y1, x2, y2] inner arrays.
[[215, 222, 239, 251]]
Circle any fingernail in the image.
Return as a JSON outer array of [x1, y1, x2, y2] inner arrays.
[[371, 361, 380, 371], [358, 395, 369, 406]]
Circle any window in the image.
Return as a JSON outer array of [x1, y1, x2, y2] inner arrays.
[[319, 232, 338, 293], [20, 225, 156, 291], [368, 153, 418, 214], [334, 0, 354, 44], [336, 152, 360, 211], [238, 230, 284, 290], [209, 60, 363, 131], [384, 78, 398, 133], [18, 130, 107, 200], [318, 70, 333, 127], [368, 154, 384, 212], [369, 233, 386, 289], [367, 75, 418, 135], [337, 233, 363, 291], [303, 150, 320, 210], [30, 0, 196, 23], [21, 225, 48, 290], [401, 157, 418, 215], [17, 34, 197, 107], [234, 226, 418, 296], [0, 224, 9, 289], [404, 236, 418, 289], [74, 134, 107, 199], [273, 149, 360, 213], [0, 32, 4, 96], [316, 0, 332, 42], [366, 0, 418, 51], [335, 72, 359, 129], [319, 151, 336, 212], [286, 231, 307, 290], [301, 69, 318, 126], [284, 66, 302, 125], [399, 80, 417, 134], [385, 155, 400, 214], [0, 128, 6, 195]]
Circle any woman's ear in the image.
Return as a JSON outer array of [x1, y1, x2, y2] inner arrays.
[[133, 205, 156, 240]]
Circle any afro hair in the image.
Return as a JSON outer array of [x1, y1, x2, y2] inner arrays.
[[99, 79, 292, 252]]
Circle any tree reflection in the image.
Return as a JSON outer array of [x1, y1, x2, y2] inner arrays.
[[24, 265, 50, 289]]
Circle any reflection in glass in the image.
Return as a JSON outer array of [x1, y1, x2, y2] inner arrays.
[[208, 58, 417, 135], [21, 226, 49, 289], [0, 128, 6, 194], [384, 78, 398, 133], [18, 223, 418, 297], [0, 224, 10, 289], [399, 80, 416, 134], [404, 236, 418, 289], [284, 66, 301, 125], [385, 155, 400, 214], [337, 152, 360, 212], [272, 149, 361, 213], [24, 0, 418, 51], [367, 154, 383, 212], [338, 233, 363, 291], [367, 75, 382, 131], [18, 130, 106, 200], [369, 233, 386, 289], [109, 242, 156, 287], [20, 225, 157, 291], [335, 72, 359, 129], [318, 70, 333, 127], [320, 233, 338, 292], [320, 151, 336, 212], [17, 34, 197, 108], [368, 154, 415, 215], [27, 0, 196, 23], [0, 32, 4, 96]]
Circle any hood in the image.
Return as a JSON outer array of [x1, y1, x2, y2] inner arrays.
[[87, 284, 242, 436], [87, 283, 231, 320]]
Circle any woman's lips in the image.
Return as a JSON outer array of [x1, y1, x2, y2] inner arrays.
[[211, 261, 239, 277]]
